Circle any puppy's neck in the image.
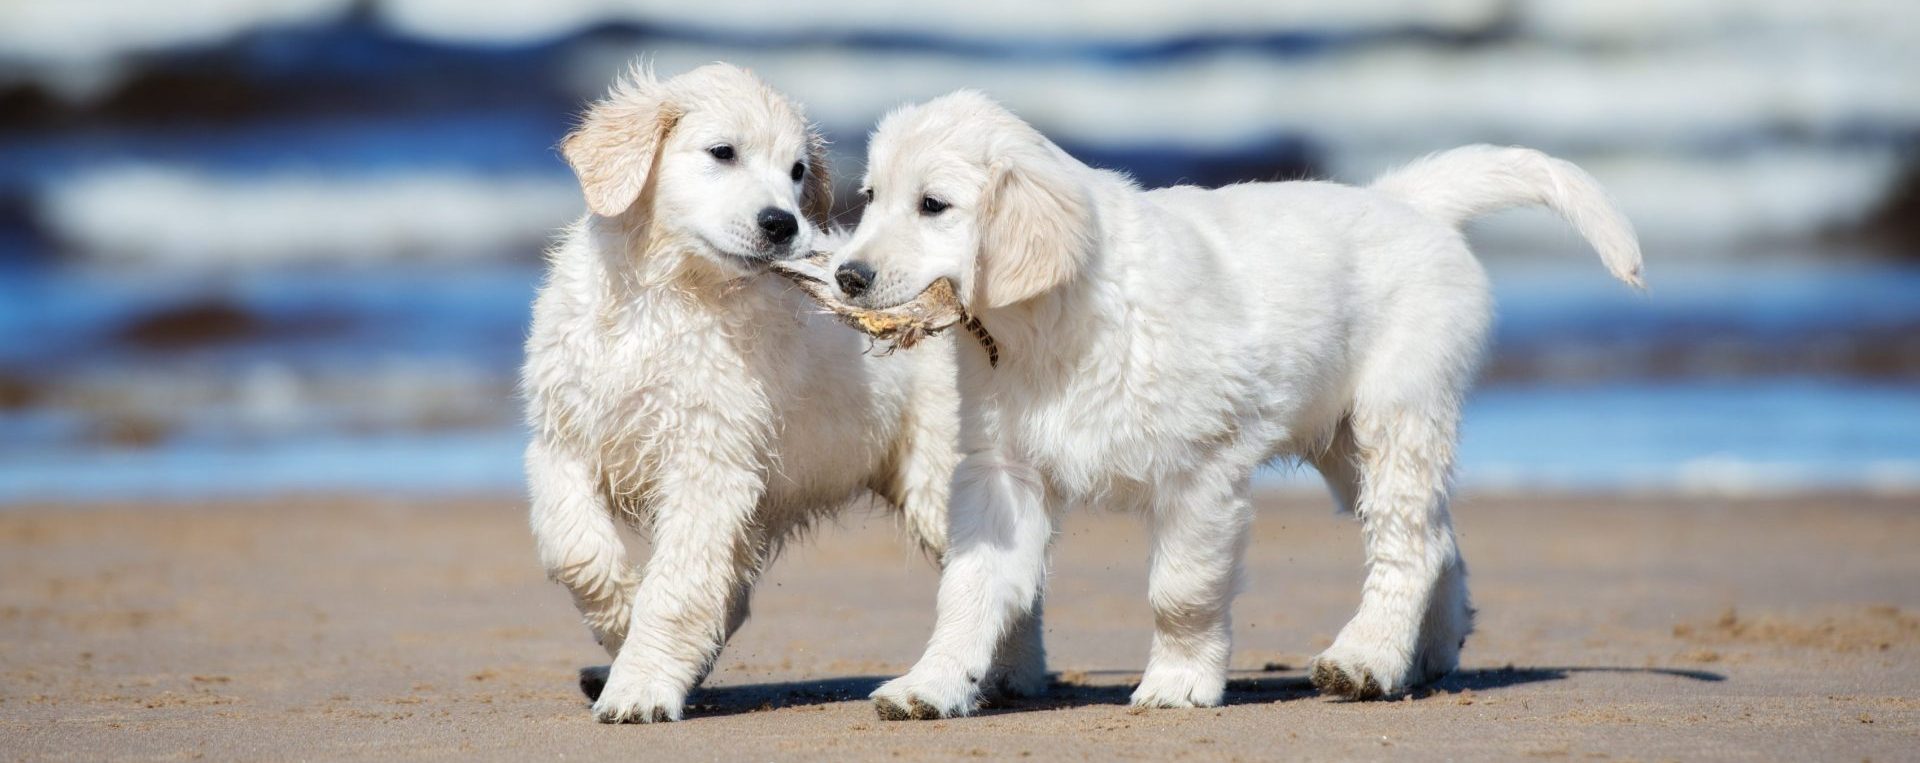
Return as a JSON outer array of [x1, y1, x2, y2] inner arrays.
[[973, 279, 1101, 382]]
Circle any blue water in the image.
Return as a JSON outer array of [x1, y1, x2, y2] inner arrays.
[[0, 262, 539, 372], [2, 381, 1913, 503], [2, 258, 1916, 503], [8, 258, 1916, 376], [1454, 380, 1920, 493]]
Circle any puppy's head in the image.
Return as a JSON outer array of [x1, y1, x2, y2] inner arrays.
[[563, 63, 831, 275], [837, 90, 1094, 311]]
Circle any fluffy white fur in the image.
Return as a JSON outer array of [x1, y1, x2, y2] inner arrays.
[[837, 90, 1643, 718], [522, 66, 1044, 724]]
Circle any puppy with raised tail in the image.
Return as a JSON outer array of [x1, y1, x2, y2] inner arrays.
[[522, 66, 1045, 724], [833, 90, 1643, 719]]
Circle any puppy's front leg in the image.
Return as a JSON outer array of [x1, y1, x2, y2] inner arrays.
[[1133, 475, 1251, 709], [527, 439, 636, 656], [593, 468, 764, 724], [872, 452, 1051, 720]]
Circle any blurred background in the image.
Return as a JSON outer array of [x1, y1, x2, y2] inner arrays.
[[1, 0, 1916, 503]]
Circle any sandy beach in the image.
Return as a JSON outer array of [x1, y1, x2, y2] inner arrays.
[[2, 491, 1915, 761]]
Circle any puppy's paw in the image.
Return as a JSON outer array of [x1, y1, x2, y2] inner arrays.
[[1130, 662, 1226, 709], [870, 663, 982, 721], [1309, 641, 1413, 700], [591, 669, 687, 724]]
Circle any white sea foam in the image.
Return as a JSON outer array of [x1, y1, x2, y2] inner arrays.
[[40, 167, 579, 266], [1519, 0, 1919, 45], [0, 0, 349, 99], [577, 39, 1920, 152], [33, 148, 1901, 264], [572, 42, 1913, 247], [11, 2, 1917, 259], [1336, 147, 1908, 251], [377, 0, 1505, 45], [6, 0, 1915, 105], [10, 0, 1913, 71]]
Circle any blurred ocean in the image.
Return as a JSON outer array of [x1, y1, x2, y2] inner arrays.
[[1, 1, 1916, 502]]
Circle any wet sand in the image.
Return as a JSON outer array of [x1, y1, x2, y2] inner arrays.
[[2, 491, 1916, 761]]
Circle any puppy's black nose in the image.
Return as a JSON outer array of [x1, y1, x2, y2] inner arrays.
[[836, 261, 875, 298], [757, 208, 798, 245]]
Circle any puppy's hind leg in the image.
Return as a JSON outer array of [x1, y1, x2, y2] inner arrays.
[[527, 439, 637, 657], [1310, 390, 1472, 699], [1315, 413, 1470, 681]]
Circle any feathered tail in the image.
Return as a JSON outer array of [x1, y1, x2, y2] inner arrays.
[[1372, 145, 1644, 289]]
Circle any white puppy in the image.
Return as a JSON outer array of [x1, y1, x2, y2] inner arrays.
[[522, 66, 1042, 724], [834, 91, 1643, 719]]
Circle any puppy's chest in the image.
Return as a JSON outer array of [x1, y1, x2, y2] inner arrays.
[[577, 308, 888, 506], [611, 347, 756, 425]]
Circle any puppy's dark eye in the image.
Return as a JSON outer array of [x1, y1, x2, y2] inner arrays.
[[790, 162, 805, 182], [708, 145, 735, 162], [920, 195, 949, 216]]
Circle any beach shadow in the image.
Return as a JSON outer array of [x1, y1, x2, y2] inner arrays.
[[989, 672, 1320, 713], [1416, 664, 1725, 697], [580, 666, 887, 719], [578, 662, 1726, 719], [1027, 664, 1724, 709]]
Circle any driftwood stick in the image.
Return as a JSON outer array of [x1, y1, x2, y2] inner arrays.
[[771, 252, 999, 367]]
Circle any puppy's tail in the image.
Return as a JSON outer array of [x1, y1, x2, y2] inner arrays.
[[1372, 145, 1644, 289]]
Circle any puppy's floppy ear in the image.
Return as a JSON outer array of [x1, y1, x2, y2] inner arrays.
[[801, 129, 833, 228], [562, 69, 682, 217], [975, 145, 1093, 309]]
